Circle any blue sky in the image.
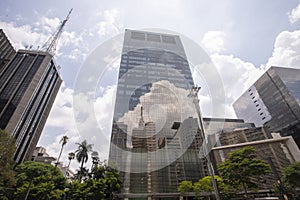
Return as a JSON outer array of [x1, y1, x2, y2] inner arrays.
[[1, 0, 300, 170]]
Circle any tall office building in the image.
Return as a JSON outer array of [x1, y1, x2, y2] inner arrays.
[[233, 66, 300, 148], [0, 29, 16, 72], [108, 29, 201, 198], [0, 49, 62, 164]]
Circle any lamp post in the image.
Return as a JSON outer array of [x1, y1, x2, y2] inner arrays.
[[188, 86, 221, 200]]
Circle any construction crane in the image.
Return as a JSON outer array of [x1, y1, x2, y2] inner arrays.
[[42, 8, 73, 55]]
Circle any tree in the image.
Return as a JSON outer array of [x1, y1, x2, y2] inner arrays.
[[55, 135, 69, 167], [218, 146, 270, 199], [14, 161, 66, 200], [65, 163, 122, 200], [282, 162, 300, 188], [194, 176, 234, 200], [66, 152, 75, 177], [178, 180, 193, 200], [75, 140, 93, 180], [0, 129, 16, 198], [281, 162, 300, 198]]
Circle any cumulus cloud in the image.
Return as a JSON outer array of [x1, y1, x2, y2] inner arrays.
[[288, 3, 300, 24], [201, 31, 226, 53], [0, 21, 47, 50], [96, 8, 123, 36], [0, 14, 87, 62], [266, 30, 300, 68], [40, 83, 117, 171]]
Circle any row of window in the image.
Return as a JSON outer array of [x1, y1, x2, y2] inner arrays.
[[130, 31, 177, 44]]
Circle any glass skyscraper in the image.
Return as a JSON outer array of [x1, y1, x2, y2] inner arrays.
[[0, 49, 62, 164], [233, 66, 300, 148], [108, 29, 203, 198]]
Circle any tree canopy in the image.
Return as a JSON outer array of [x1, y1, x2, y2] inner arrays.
[[65, 164, 122, 200], [218, 146, 270, 198], [0, 129, 16, 198], [282, 162, 300, 188], [14, 161, 66, 200]]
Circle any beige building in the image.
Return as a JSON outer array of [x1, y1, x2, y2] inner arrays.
[[212, 127, 300, 189]]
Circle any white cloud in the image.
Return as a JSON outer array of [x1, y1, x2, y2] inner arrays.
[[210, 53, 265, 118], [34, 16, 60, 34], [201, 31, 226, 53], [40, 83, 117, 171], [96, 9, 123, 36], [0, 15, 87, 62], [266, 30, 300, 68], [0, 21, 47, 50], [288, 3, 300, 24]]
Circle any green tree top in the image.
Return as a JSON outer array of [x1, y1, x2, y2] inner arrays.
[[0, 129, 16, 196], [218, 146, 270, 198], [75, 140, 93, 169], [178, 180, 193, 195], [282, 162, 300, 188], [14, 161, 66, 200]]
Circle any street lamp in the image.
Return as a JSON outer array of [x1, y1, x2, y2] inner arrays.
[[188, 86, 221, 200]]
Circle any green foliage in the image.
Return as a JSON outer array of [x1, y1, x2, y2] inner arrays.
[[65, 164, 122, 200], [178, 180, 193, 194], [75, 140, 93, 180], [193, 176, 235, 199], [0, 129, 16, 197], [218, 146, 270, 198], [282, 162, 300, 188], [14, 161, 66, 200]]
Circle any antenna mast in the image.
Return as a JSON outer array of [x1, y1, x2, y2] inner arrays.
[[42, 8, 73, 55]]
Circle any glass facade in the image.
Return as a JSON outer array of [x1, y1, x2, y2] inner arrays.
[[0, 50, 62, 164], [233, 66, 300, 148], [108, 30, 204, 197]]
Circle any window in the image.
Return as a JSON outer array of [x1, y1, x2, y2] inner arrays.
[[147, 33, 161, 42], [131, 32, 145, 40], [161, 35, 176, 44]]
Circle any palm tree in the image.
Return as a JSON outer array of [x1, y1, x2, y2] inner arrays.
[[55, 135, 69, 167], [65, 152, 75, 177], [75, 140, 93, 179]]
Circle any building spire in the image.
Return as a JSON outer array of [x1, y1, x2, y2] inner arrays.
[[139, 106, 145, 127], [42, 9, 73, 55]]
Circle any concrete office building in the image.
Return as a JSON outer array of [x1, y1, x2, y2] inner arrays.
[[233, 66, 300, 148], [0, 29, 16, 72], [0, 49, 62, 164], [213, 127, 300, 189]]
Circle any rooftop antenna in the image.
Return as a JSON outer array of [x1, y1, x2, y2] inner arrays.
[[42, 8, 73, 55]]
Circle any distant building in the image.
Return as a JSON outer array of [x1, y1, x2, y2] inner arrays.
[[0, 49, 62, 164], [233, 66, 300, 148], [213, 127, 300, 189], [32, 146, 56, 164], [32, 146, 74, 178], [0, 29, 16, 72]]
